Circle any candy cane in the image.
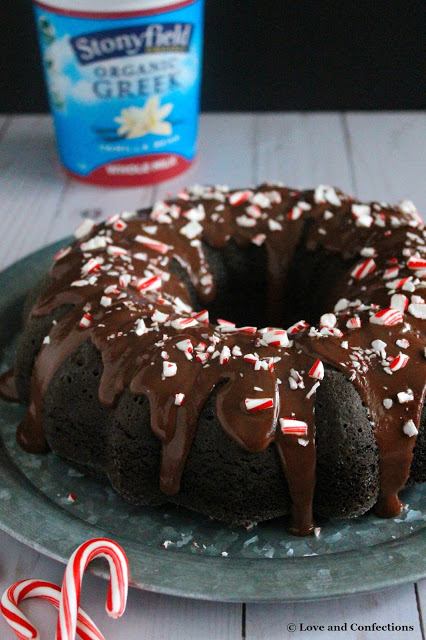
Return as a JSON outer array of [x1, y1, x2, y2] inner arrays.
[[57, 539, 129, 640], [1, 579, 104, 640]]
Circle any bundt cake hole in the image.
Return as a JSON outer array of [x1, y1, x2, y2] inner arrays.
[[177, 229, 360, 329]]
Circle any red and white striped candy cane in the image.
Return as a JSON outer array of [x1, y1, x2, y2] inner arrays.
[[1, 579, 104, 640], [57, 539, 128, 640]]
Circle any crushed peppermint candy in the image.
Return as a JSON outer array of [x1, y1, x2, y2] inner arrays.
[[180, 220, 203, 239], [74, 218, 96, 239], [217, 318, 235, 328], [396, 338, 410, 349], [236, 215, 257, 228], [134, 319, 147, 336], [244, 398, 274, 412], [119, 274, 131, 288], [287, 206, 303, 221], [407, 255, 426, 270], [246, 204, 262, 219], [192, 309, 209, 324], [390, 294, 409, 312], [371, 339, 387, 357], [174, 393, 185, 406], [280, 418, 308, 436], [220, 345, 231, 365], [268, 219, 283, 232], [370, 308, 403, 326], [195, 351, 209, 363], [252, 233, 266, 246], [389, 352, 410, 371], [184, 204, 205, 222], [107, 245, 128, 257], [135, 235, 172, 254], [397, 389, 414, 404], [287, 320, 309, 334], [314, 185, 341, 206], [54, 246, 72, 261], [403, 420, 418, 437], [112, 218, 127, 231], [383, 266, 399, 279], [308, 359, 324, 380], [351, 258, 376, 280], [171, 317, 198, 330], [163, 362, 177, 377], [78, 313, 92, 329], [346, 316, 362, 329], [262, 329, 290, 347], [306, 381, 320, 399], [100, 296, 112, 307], [136, 275, 162, 292], [80, 236, 107, 252], [152, 309, 169, 323], [82, 257, 103, 275], [229, 190, 253, 206], [408, 303, 426, 319], [319, 313, 336, 329], [176, 338, 193, 357], [360, 247, 377, 258]]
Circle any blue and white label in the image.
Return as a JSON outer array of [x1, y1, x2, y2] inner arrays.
[[34, 1, 204, 185]]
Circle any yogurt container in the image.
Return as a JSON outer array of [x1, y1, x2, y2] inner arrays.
[[33, 0, 204, 186]]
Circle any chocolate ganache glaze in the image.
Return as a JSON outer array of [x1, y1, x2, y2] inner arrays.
[[4, 183, 426, 536]]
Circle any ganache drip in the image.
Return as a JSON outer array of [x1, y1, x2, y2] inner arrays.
[[12, 183, 426, 535]]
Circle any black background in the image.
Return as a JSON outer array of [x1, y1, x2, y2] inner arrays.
[[1, 0, 425, 113]]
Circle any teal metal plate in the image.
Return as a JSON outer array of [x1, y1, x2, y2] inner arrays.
[[0, 241, 425, 602]]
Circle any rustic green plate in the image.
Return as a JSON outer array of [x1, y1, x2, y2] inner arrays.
[[0, 241, 425, 602]]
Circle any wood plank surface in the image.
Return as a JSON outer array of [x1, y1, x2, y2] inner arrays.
[[154, 113, 257, 201], [0, 530, 241, 640], [345, 112, 426, 212], [254, 112, 355, 193], [46, 177, 155, 246], [0, 115, 66, 270], [246, 584, 423, 640]]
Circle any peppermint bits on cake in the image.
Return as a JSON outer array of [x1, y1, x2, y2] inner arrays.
[[175, 393, 185, 405], [245, 398, 274, 412], [370, 308, 403, 326], [78, 313, 92, 329], [389, 352, 410, 372], [229, 190, 253, 206], [262, 329, 290, 347], [308, 359, 324, 380], [403, 420, 418, 437], [319, 313, 336, 329], [351, 258, 376, 280]]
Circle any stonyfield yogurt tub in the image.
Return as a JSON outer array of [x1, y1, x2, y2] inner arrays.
[[34, 0, 204, 186]]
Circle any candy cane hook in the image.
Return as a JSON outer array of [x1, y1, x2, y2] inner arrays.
[[1, 579, 105, 640], [56, 538, 129, 640]]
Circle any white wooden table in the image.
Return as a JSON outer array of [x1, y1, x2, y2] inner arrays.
[[0, 112, 425, 639]]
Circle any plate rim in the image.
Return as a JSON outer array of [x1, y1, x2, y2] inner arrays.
[[0, 240, 425, 603]]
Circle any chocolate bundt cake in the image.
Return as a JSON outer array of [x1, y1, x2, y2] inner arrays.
[[3, 183, 426, 536]]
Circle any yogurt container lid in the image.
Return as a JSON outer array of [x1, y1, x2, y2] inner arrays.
[[34, 0, 198, 17]]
